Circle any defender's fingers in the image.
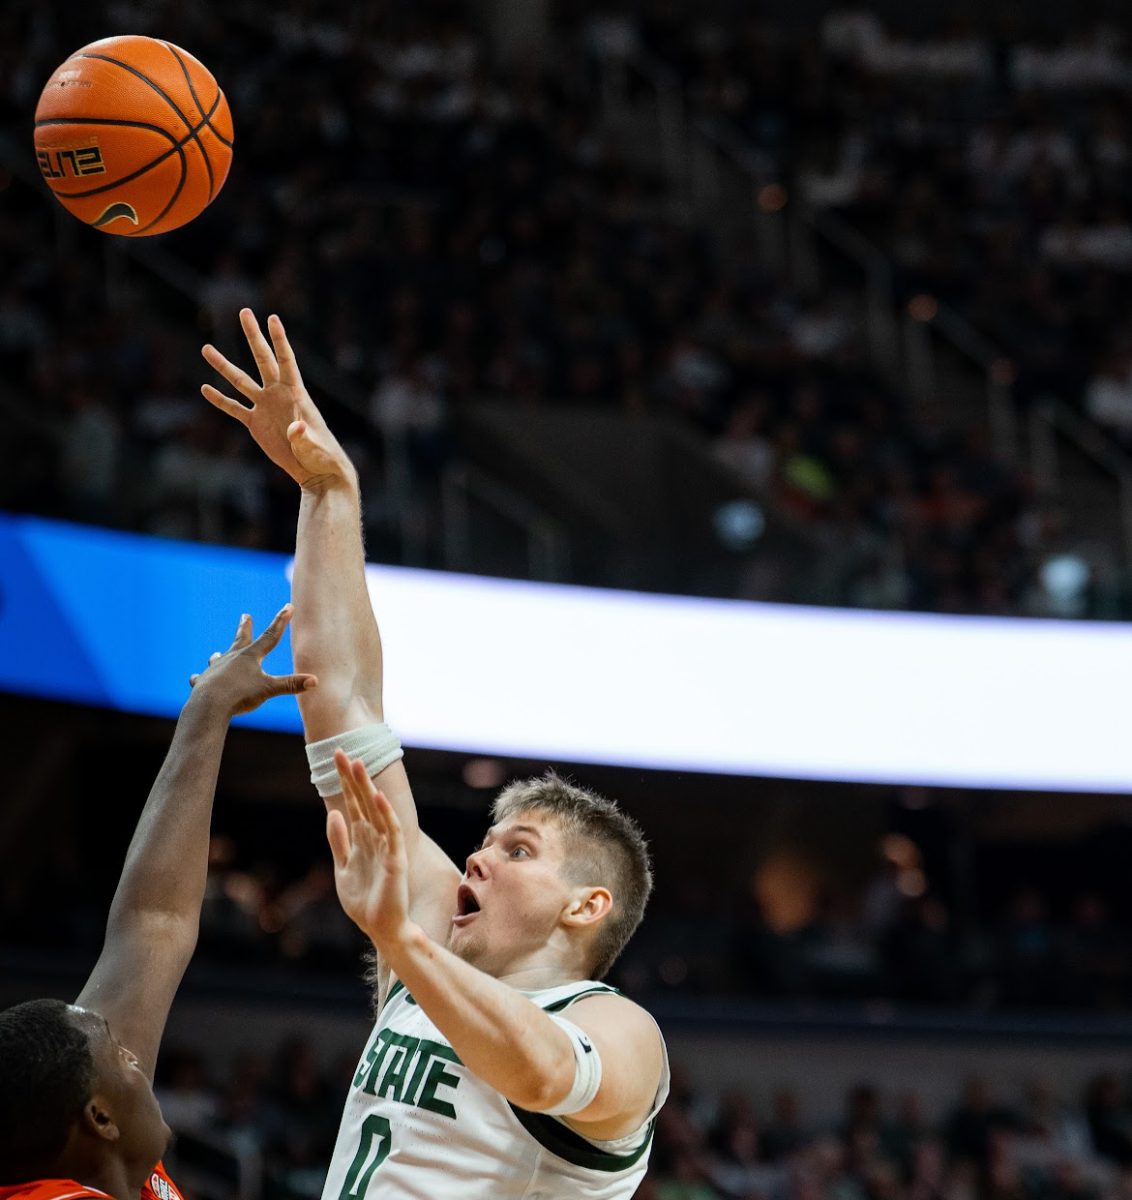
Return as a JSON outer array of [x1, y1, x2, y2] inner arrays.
[[240, 308, 279, 384], [252, 603, 293, 655], [228, 612, 253, 652], [267, 313, 304, 386], [266, 673, 318, 695], [326, 809, 351, 869], [202, 344, 262, 400]]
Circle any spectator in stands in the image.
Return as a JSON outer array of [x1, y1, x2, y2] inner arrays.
[[997, 888, 1064, 1008], [944, 1077, 1019, 1173], [1084, 1074, 1132, 1167]]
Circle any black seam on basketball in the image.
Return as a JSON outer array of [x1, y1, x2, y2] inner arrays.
[[136, 143, 187, 234], [162, 43, 213, 199], [35, 107, 216, 202], [76, 53, 196, 132], [76, 51, 215, 196], [162, 43, 232, 199], [204, 89, 233, 147]]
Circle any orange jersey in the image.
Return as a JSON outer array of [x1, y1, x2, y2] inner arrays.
[[0, 1163, 183, 1200]]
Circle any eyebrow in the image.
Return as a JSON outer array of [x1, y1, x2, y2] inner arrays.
[[483, 823, 543, 845]]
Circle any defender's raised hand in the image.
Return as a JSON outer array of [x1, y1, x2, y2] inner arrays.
[[201, 308, 354, 489], [188, 603, 317, 717]]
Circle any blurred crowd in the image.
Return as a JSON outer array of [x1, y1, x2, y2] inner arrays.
[[642, 1065, 1132, 1200], [8, 819, 1132, 1018], [612, 1, 1132, 442], [622, 881, 1132, 1015], [1, 0, 1113, 614], [153, 1029, 1132, 1200]]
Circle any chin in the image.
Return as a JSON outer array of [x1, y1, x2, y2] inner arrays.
[[450, 931, 487, 969]]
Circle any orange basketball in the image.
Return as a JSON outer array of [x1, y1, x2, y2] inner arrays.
[[34, 35, 234, 237]]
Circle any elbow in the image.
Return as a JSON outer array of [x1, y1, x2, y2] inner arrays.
[[510, 1057, 576, 1114], [108, 910, 199, 957]]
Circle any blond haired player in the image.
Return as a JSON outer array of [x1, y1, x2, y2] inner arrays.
[[202, 309, 669, 1198]]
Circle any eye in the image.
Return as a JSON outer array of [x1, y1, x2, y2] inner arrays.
[[510, 845, 530, 859]]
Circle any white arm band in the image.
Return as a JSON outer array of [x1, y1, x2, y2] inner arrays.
[[305, 722, 404, 798], [540, 1016, 604, 1116]]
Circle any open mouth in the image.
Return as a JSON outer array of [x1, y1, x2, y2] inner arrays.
[[453, 884, 481, 925]]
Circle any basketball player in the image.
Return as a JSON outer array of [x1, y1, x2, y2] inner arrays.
[[201, 308, 669, 1198], [0, 606, 316, 1200]]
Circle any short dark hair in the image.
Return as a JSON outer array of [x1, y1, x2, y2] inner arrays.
[[0, 998, 94, 1180], [492, 769, 654, 979]]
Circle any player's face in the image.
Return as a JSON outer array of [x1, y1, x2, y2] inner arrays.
[[450, 811, 578, 976], [68, 1007, 172, 1185]]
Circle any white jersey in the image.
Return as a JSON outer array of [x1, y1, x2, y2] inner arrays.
[[320, 978, 669, 1200]]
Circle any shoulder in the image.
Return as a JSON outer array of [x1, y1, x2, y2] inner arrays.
[[566, 991, 663, 1044], [0, 1185, 111, 1200], [561, 993, 668, 1095]]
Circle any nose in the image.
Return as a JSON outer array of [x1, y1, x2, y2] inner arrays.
[[465, 847, 489, 879]]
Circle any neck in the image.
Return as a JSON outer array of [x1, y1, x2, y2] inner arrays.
[[496, 958, 591, 991], [51, 1155, 135, 1200]]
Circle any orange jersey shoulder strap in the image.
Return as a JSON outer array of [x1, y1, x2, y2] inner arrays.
[[140, 1163, 183, 1200], [0, 1182, 110, 1200]]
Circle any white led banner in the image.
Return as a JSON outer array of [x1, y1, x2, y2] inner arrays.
[[1, 513, 1129, 792], [364, 565, 1132, 792]]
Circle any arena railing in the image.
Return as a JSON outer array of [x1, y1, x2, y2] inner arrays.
[[593, 42, 1132, 570]]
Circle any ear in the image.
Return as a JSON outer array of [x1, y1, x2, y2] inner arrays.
[[562, 886, 612, 929], [82, 1095, 122, 1144]]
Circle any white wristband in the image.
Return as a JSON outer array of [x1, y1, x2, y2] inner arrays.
[[540, 1016, 603, 1116], [305, 722, 403, 798]]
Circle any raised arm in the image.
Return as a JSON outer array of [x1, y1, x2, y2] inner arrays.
[[200, 311, 462, 970], [75, 605, 316, 1079]]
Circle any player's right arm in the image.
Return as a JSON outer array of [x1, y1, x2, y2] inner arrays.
[[200, 311, 461, 968]]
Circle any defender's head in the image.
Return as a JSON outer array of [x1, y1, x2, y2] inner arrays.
[[450, 769, 653, 980], [0, 998, 170, 1187]]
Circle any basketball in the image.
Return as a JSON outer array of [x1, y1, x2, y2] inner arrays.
[[33, 35, 233, 237]]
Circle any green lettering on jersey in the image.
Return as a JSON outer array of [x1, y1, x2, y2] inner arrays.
[[418, 1047, 462, 1119], [376, 1033, 420, 1103], [355, 1029, 398, 1096], [354, 1025, 463, 1119]]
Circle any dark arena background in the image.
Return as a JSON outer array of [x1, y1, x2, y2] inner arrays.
[[8, 1, 1132, 1198]]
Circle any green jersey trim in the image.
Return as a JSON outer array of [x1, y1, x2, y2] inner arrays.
[[383, 979, 618, 1016], [508, 1107, 656, 1172], [538, 984, 621, 1013], [382, 978, 407, 1010]]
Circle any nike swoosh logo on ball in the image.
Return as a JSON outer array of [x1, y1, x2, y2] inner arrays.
[[93, 202, 139, 227]]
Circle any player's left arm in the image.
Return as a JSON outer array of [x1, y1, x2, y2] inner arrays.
[[74, 606, 316, 1081]]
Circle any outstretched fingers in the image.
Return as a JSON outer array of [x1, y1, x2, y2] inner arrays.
[[266, 672, 318, 697], [200, 381, 253, 426], [251, 602, 293, 657], [327, 809, 351, 870], [361, 784, 402, 857], [336, 749, 369, 832], [240, 308, 279, 385], [202, 342, 262, 401], [228, 612, 254, 653], [267, 313, 304, 387]]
